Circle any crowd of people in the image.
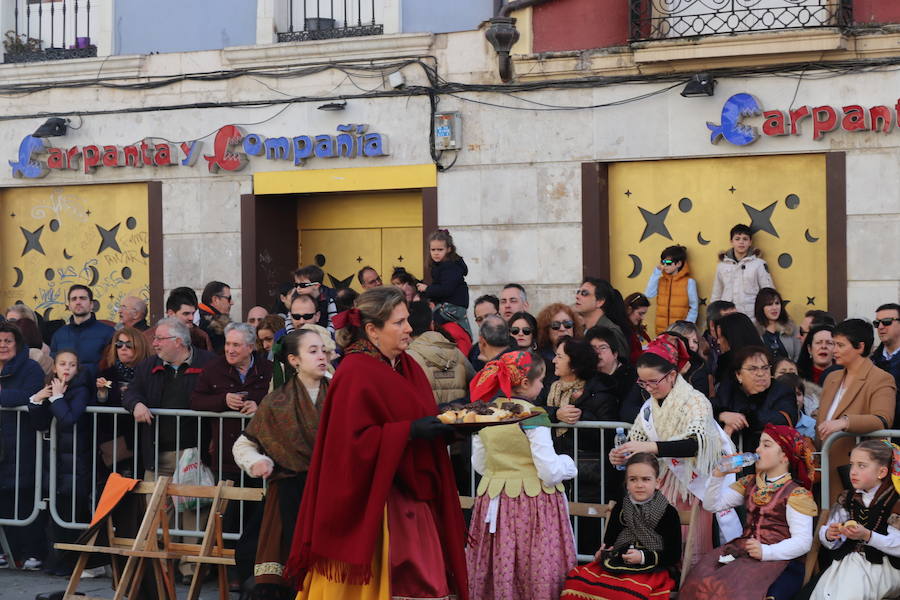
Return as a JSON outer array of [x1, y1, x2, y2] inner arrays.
[[0, 225, 899, 600]]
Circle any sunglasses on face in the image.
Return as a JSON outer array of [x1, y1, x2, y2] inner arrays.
[[291, 312, 316, 321], [874, 318, 898, 328], [216, 294, 232, 302], [550, 320, 574, 330], [661, 259, 675, 266], [115, 341, 134, 349], [510, 327, 532, 336], [295, 282, 317, 288]]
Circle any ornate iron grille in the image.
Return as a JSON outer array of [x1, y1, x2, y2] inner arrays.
[[629, 0, 853, 41], [277, 0, 383, 42], [4, 0, 97, 63]]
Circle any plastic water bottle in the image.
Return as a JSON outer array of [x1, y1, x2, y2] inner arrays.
[[717, 452, 759, 471], [614, 427, 628, 471]]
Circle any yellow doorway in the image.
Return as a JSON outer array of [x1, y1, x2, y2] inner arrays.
[[297, 191, 423, 292]]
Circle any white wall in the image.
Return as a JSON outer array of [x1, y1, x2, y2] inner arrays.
[[0, 32, 896, 321]]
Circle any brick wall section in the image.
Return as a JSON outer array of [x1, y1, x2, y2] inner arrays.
[[532, 0, 627, 53], [854, 0, 900, 24]]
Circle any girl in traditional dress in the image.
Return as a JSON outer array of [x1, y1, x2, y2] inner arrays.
[[679, 424, 818, 600], [562, 452, 681, 600], [466, 350, 577, 600], [286, 287, 467, 600], [609, 334, 725, 562], [232, 329, 329, 599], [810, 439, 900, 600]]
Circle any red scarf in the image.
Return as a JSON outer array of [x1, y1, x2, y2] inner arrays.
[[285, 344, 468, 597]]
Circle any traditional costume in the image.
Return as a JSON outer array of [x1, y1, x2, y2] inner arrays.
[[561, 489, 681, 600], [811, 441, 900, 600], [627, 335, 726, 560], [679, 424, 818, 600], [466, 351, 577, 600], [232, 375, 327, 596], [285, 309, 468, 600]]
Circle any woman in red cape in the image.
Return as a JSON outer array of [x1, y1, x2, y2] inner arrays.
[[285, 286, 468, 600]]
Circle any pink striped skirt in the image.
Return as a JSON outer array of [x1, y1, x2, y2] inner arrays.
[[466, 490, 576, 600]]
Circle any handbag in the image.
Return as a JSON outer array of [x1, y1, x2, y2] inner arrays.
[[99, 436, 132, 468]]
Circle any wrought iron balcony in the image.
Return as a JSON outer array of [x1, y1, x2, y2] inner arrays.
[[629, 0, 853, 42], [277, 0, 383, 42], [4, 0, 97, 63]]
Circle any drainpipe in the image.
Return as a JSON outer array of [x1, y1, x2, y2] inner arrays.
[[485, 0, 554, 82]]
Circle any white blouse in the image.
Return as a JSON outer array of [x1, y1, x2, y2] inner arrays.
[[703, 473, 812, 561]]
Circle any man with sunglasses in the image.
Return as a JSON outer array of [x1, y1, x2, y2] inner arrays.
[[294, 265, 338, 334], [198, 281, 234, 354], [287, 294, 320, 332], [873, 303, 900, 398]]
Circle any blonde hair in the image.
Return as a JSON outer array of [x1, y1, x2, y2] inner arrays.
[[101, 326, 150, 370], [335, 286, 406, 349]]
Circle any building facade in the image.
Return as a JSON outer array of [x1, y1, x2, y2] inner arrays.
[[0, 0, 897, 333]]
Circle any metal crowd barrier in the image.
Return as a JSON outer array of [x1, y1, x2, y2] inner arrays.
[[818, 429, 900, 508], [0, 405, 256, 543], [0, 406, 44, 567]]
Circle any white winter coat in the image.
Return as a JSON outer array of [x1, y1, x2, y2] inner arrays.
[[709, 248, 775, 316]]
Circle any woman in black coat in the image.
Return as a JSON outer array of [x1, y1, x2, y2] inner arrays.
[[712, 345, 798, 451]]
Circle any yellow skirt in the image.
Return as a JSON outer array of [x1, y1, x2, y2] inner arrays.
[[296, 512, 391, 600]]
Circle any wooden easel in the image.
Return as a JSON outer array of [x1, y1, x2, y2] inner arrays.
[[56, 476, 264, 600]]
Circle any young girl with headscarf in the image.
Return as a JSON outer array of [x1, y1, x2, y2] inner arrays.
[[680, 424, 818, 600], [610, 334, 728, 562], [466, 350, 577, 600]]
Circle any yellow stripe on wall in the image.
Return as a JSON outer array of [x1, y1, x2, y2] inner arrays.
[[253, 164, 436, 195]]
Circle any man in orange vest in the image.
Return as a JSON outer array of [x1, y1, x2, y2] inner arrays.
[[644, 244, 699, 335]]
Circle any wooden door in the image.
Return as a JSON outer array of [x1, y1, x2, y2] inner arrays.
[[298, 191, 423, 292]]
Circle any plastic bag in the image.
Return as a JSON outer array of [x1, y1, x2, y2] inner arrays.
[[172, 447, 214, 512]]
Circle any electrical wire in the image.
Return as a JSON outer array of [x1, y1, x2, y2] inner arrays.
[[5, 52, 900, 172]]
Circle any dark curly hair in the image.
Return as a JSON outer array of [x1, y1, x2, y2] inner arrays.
[[558, 338, 597, 381]]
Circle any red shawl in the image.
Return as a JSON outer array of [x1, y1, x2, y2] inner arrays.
[[284, 347, 468, 598]]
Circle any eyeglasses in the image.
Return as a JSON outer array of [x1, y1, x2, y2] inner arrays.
[[550, 320, 574, 330], [0, 339, 16, 347], [798, 328, 809, 336], [215, 294, 233, 302], [741, 364, 771, 374], [575, 289, 592, 297], [592, 344, 612, 354], [291, 312, 316, 321], [115, 341, 134, 349], [295, 282, 317, 289], [636, 371, 673, 389], [152, 335, 176, 342], [661, 259, 675, 266], [874, 318, 898, 328], [510, 327, 532, 336]]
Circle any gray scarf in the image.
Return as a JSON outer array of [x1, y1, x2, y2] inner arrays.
[[613, 490, 670, 552]]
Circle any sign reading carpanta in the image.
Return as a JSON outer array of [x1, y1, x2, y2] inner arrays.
[[707, 93, 900, 146], [9, 123, 388, 179]]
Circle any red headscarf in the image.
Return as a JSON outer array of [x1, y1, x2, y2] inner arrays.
[[642, 333, 690, 372], [763, 423, 816, 489], [469, 351, 535, 402], [332, 308, 361, 330]]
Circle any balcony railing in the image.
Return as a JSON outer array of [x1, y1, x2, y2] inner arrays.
[[4, 0, 96, 63], [277, 0, 383, 42], [629, 0, 853, 42]]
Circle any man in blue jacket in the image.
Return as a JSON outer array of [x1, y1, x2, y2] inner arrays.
[[50, 285, 114, 382], [873, 302, 900, 425]]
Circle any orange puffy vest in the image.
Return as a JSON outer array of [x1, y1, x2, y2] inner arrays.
[[655, 263, 692, 334]]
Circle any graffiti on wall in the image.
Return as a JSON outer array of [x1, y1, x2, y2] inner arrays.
[[0, 183, 150, 322], [609, 154, 829, 336]]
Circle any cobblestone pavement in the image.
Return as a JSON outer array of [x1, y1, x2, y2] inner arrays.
[[0, 568, 229, 599]]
